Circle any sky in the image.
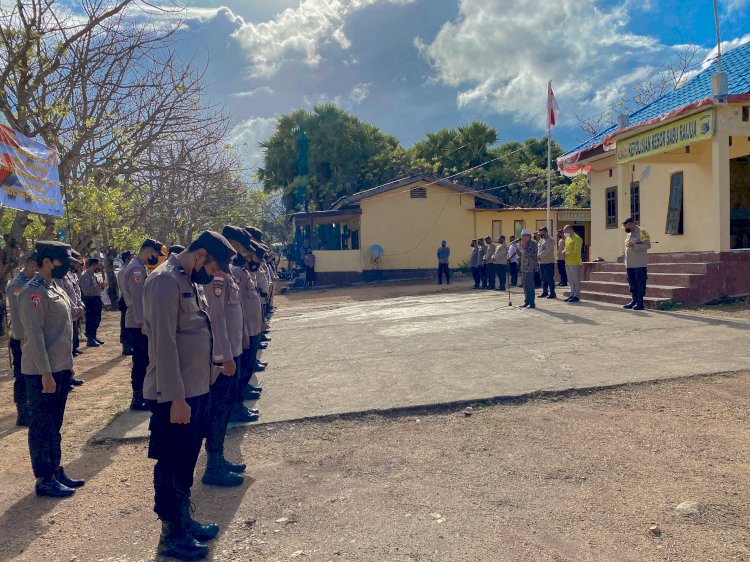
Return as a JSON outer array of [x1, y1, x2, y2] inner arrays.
[[78, 1, 750, 177]]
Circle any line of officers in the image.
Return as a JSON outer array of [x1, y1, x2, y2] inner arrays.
[[6, 225, 277, 562]]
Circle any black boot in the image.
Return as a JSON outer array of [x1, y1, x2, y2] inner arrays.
[[187, 517, 220, 542], [252, 362, 266, 372], [230, 404, 260, 423], [86, 338, 100, 347], [54, 466, 85, 488], [632, 300, 645, 311], [623, 300, 636, 309], [242, 387, 261, 401], [202, 454, 244, 487], [35, 477, 75, 498], [222, 455, 247, 474], [158, 521, 208, 561], [16, 404, 30, 427], [122, 344, 133, 356], [130, 391, 149, 411]]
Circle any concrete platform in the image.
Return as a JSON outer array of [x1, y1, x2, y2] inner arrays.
[[98, 287, 750, 441]]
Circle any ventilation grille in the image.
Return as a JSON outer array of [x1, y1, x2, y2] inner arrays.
[[410, 187, 427, 199]]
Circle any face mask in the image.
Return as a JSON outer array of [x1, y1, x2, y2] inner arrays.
[[624, 227, 632, 233], [564, 233, 571, 238], [190, 266, 213, 285], [248, 262, 260, 272], [233, 255, 247, 267], [147, 255, 159, 266], [52, 261, 70, 279]]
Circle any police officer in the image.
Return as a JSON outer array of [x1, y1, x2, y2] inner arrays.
[[7, 251, 37, 425], [117, 251, 134, 356], [79, 257, 106, 347], [143, 231, 235, 560], [67, 252, 85, 356], [201, 226, 254, 486], [123, 239, 164, 410], [623, 217, 651, 310], [19, 241, 85, 497]]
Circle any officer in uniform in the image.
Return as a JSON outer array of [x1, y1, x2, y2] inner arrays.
[[117, 251, 134, 356], [622, 217, 651, 310], [19, 241, 85, 497], [7, 251, 37, 425], [143, 231, 235, 561], [201, 226, 254, 486], [79, 258, 106, 347], [67, 252, 85, 356], [537, 227, 557, 299], [123, 239, 164, 410]]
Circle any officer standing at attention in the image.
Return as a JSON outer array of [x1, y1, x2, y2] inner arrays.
[[622, 217, 651, 310], [117, 251, 134, 356], [436, 240, 450, 285], [79, 258, 106, 347], [201, 226, 252, 487], [469, 240, 481, 289], [143, 231, 235, 561], [537, 227, 557, 299], [7, 251, 37, 426], [123, 239, 164, 410], [19, 241, 85, 497], [66, 252, 85, 356]]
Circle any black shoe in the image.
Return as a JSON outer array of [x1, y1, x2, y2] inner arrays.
[[16, 404, 30, 426], [632, 302, 645, 310], [187, 518, 220, 542], [54, 466, 85, 488], [230, 405, 260, 423], [243, 388, 262, 401], [158, 522, 208, 561], [202, 466, 244, 487], [95, 338, 105, 345], [568, 297, 580, 303], [260, 334, 271, 342], [547, 294, 557, 299], [122, 345, 133, 356], [520, 303, 529, 308], [259, 343, 268, 350], [72, 349, 83, 357], [563, 297, 571, 302], [472, 285, 480, 289], [71, 378, 84, 386], [35, 478, 75, 498], [538, 293, 548, 298], [252, 362, 266, 372], [222, 456, 247, 474], [86, 339, 100, 348], [528, 304, 536, 309], [623, 301, 636, 309], [247, 384, 262, 393], [130, 391, 149, 411]]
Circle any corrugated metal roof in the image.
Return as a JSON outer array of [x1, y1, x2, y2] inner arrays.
[[561, 40, 750, 159]]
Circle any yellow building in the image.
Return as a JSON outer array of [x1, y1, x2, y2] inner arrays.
[[291, 175, 590, 284], [556, 40, 750, 307]]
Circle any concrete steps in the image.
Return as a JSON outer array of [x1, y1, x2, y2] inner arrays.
[[574, 290, 671, 310], [590, 271, 703, 286]]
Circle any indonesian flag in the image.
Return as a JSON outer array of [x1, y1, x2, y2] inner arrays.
[[547, 80, 559, 128]]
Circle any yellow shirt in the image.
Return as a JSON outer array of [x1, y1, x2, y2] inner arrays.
[[564, 233, 583, 265]]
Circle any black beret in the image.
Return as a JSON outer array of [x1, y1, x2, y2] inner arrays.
[[87, 257, 100, 267], [168, 244, 185, 255], [141, 238, 165, 255], [120, 250, 133, 261], [190, 230, 236, 272], [221, 225, 253, 251], [245, 226, 262, 241], [249, 240, 266, 259], [36, 240, 71, 262], [622, 217, 635, 225]]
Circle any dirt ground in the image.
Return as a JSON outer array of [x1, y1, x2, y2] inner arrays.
[[1, 285, 750, 561]]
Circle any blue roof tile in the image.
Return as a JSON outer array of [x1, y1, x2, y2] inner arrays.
[[562, 40, 750, 159]]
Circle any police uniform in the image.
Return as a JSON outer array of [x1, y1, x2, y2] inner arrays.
[[537, 233, 557, 299], [60, 269, 84, 355], [79, 263, 104, 345], [117, 251, 133, 355], [143, 231, 235, 559], [624, 223, 651, 310], [123, 253, 151, 409], [233, 260, 263, 419], [469, 242, 481, 289], [19, 241, 85, 497], [7, 268, 32, 424]]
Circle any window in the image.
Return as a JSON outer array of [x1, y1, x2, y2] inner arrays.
[[630, 182, 640, 223], [492, 220, 502, 240], [666, 172, 684, 235], [410, 187, 427, 198], [536, 219, 552, 233], [743, 105, 749, 122], [606, 186, 618, 228], [514, 220, 525, 239]]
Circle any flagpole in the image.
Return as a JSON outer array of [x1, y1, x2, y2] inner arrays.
[[546, 86, 552, 233]]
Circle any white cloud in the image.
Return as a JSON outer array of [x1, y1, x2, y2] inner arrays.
[[229, 116, 278, 174], [349, 82, 370, 104], [231, 86, 276, 98], [415, 0, 708, 130], [723, 0, 750, 14], [231, 0, 414, 77]]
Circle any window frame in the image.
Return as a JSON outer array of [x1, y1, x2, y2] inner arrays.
[[492, 220, 502, 240], [630, 181, 640, 223], [605, 186, 618, 229], [666, 172, 684, 235]]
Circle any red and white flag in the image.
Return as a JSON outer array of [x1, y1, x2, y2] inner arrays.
[[547, 80, 559, 128]]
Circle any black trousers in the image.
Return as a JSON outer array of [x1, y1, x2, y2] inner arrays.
[[522, 272, 536, 306], [479, 264, 487, 288], [206, 355, 241, 456], [437, 263, 450, 284], [495, 264, 507, 291], [534, 271, 542, 288], [471, 267, 480, 287], [25, 370, 72, 479], [540, 263, 556, 295], [509, 262, 518, 286], [118, 298, 127, 344], [486, 263, 496, 289], [72, 319, 80, 352], [627, 267, 648, 304], [557, 260, 568, 285], [236, 337, 260, 406], [148, 393, 210, 522], [82, 296, 102, 340], [10, 338, 26, 407], [126, 328, 149, 393]]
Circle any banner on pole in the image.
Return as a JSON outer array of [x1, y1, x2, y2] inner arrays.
[[0, 124, 63, 216]]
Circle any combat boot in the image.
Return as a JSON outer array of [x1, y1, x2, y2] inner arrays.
[[158, 521, 208, 561], [231, 404, 260, 423], [622, 300, 636, 309], [130, 391, 149, 411], [222, 455, 247, 474], [16, 404, 30, 427], [86, 338, 100, 347], [201, 454, 244, 487], [54, 466, 85, 488]]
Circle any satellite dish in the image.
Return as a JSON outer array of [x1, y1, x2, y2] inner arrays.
[[369, 244, 384, 258]]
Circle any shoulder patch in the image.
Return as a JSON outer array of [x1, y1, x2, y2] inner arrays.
[[640, 229, 650, 241], [132, 270, 143, 283], [30, 293, 43, 308], [213, 278, 224, 297]]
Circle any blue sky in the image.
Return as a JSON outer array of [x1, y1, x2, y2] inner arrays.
[[96, 1, 750, 175]]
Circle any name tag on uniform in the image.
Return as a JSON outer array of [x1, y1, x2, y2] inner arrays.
[[182, 292, 193, 298]]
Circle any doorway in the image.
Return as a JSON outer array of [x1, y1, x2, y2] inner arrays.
[[730, 156, 750, 249]]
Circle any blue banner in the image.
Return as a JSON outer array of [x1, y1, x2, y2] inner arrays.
[[0, 125, 63, 216]]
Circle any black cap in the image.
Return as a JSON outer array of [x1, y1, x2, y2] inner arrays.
[[120, 250, 133, 261], [168, 244, 185, 255], [36, 240, 71, 263], [141, 238, 165, 256], [87, 257, 100, 267], [190, 230, 236, 272], [246, 238, 266, 259], [622, 217, 635, 225], [245, 226, 263, 241], [221, 225, 253, 252]]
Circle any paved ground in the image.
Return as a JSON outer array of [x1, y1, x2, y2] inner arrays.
[[103, 281, 750, 441]]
